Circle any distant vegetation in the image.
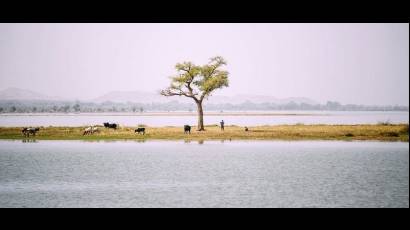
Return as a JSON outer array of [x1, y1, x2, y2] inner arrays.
[[0, 100, 408, 113]]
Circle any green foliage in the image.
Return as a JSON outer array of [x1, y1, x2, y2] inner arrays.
[[73, 104, 81, 112], [161, 56, 229, 102], [382, 131, 399, 137], [378, 120, 391, 125], [401, 124, 409, 134]]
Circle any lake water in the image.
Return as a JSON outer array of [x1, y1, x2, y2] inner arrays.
[[0, 140, 408, 208], [0, 111, 408, 127]]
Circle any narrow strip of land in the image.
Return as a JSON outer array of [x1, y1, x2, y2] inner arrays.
[[0, 124, 408, 141]]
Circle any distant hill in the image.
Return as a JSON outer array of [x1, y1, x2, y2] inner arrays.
[[0, 88, 318, 105], [0, 88, 62, 101], [208, 94, 318, 105], [93, 90, 191, 104], [93, 90, 319, 105]]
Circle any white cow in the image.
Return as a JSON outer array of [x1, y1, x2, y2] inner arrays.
[[83, 126, 99, 135]]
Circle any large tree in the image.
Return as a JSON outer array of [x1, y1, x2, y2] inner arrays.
[[160, 56, 229, 131]]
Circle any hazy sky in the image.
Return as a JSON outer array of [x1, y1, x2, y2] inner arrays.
[[0, 23, 408, 105]]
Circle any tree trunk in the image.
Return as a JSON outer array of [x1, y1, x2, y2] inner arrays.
[[196, 102, 205, 131]]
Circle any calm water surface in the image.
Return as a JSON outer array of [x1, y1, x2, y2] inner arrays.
[[0, 140, 408, 208], [0, 111, 408, 127]]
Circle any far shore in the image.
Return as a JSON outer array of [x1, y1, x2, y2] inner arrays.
[[1, 110, 408, 117], [0, 124, 408, 142], [0, 111, 331, 116]]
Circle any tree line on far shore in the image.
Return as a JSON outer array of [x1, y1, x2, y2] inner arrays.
[[0, 100, 407, 113]]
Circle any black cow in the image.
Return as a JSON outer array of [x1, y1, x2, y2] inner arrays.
[[135, 127, 145, 135], [22, 127, 40, 137], [103, 122, 118, 129], [21, 128, 28, 136], [184, 125, 191, 134]]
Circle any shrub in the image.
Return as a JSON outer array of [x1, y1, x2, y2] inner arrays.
[[400, 124, 409, 134], [345, 133, 354, 137], [383, 131, 399, 137], [377, 120, 391, 126]]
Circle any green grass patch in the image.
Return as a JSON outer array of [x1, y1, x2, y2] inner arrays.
[[0, 124, 408, 142]]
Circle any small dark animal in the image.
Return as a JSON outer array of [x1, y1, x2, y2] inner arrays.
[[245, 127, 249, 132], [21, 128, 28, 136], [135, 127, 145, 135], [103, 122, 118, 129], [184, 125, 191, 134], [22, 127, 40, 137]]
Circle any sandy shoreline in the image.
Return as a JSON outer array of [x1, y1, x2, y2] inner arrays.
[[1, 124, 408, 142]]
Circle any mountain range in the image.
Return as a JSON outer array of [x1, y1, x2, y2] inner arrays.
[[0, 87, 319, 105], [92, 91, 319, 105], [0, 87, 63, 101]]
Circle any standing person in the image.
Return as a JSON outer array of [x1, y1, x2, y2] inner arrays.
[[220, 120, 225, 131]]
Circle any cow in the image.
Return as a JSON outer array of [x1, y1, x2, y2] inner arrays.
[[83, 127, 92, 135], [21, 128, 27, 136], [21, 128, 28, 136], [184, 125, 191, 134], [135, 127, 145, 135], [22, 127, 40, 137], [92, 127, 100, 133], [83, 126, 99, 135], [103, 122, 118, 129]]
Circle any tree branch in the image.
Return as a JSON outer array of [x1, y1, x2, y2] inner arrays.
[[161, 88, 195, 99]]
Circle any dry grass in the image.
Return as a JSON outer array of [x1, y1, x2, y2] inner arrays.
[[0, 124, 408, 142]]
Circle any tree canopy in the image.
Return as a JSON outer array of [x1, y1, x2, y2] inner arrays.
[[160, 56, 229, 102]]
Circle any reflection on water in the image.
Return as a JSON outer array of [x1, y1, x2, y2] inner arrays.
[[183, 139, 205, 145], [0, 140, 408, 208], [80, 139, 148, 144], [184, 139, 191, 144], [22, 139, 38, 143], [183, 139, 233, 145]]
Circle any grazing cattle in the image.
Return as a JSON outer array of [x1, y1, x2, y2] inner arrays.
[[83, 127, 92, 135], [22, 127, 40, 137], [83, 126, 99, 135], [135, 127, 145, 135], [184, 125, 191, 134], [21, 128, 28, 136], [103, 122, 118, 129]]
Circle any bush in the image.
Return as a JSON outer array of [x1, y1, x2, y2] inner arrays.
[[400, 124, 409, 134], [377, 120, 391, 126], [383, 131, 399, 137], [345, 133, 354, 137]]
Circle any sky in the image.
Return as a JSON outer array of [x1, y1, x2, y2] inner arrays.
[[0, 23, 408, 106]]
